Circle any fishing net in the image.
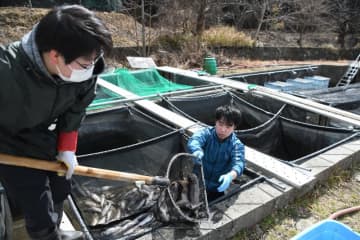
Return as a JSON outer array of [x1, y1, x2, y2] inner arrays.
[[99, 68, 193, 97], [82, 153, 210, 239], [70, 107, 209, 239], [293, 83, 360, 108], [154, 153, 210, 223], [158, 90, 357, 161], [87, 85, 124, 111]]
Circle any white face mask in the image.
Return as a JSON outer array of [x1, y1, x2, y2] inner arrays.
[[56, 64, 94, 83]]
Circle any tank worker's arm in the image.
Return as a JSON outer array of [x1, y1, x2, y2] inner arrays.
[[217, 140, 245, 192], [187, 128, 211, 165]]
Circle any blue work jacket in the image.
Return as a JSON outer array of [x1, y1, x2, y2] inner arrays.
[[187, 127, 245, 191]]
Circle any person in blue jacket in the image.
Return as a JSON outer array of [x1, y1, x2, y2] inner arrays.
[[187, 105, 245, 201]]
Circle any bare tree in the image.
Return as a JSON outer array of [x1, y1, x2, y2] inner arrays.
[[253, 0, 268, 41], [280, 0, 330, 48], [119, 0, 160, 56], [156, 0, 227, 36], [327, 0, 360, 49]]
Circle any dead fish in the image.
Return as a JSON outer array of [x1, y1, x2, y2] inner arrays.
[[73, 182, 88, 197], [83, 200, 99, 208], [97, 215, 107, 225], [100, 194, 106, 208], [90, 213, 99, 226], [187, 173, 202, 210], [131, 197, 146, 211], [89, 192, 102, 204], [103, 213, 148, 237], [101, 201, 112, 218], [119, 200, 126, 211], [125, 196, 146, 212], [169, 181, 179, 201], [101, 185, 114, 191], [122, 188, 139, 200], [114, 208, 122, 220], [102, 219, 132, 236], [108, 205, 121, 222], [176, 178, 191, 209], [106, 205, 116, 222], [155, 190, 170, 222], [84, 206, 102, 214], [122, 213, 154, 236]]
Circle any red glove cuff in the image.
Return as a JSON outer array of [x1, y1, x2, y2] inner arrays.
[[57, 131, 78, 152]]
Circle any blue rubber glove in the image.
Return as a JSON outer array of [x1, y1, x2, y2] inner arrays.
[[192, 150, 204, 165], [56, 151, 78, 179], [217, 172, 233, 192]]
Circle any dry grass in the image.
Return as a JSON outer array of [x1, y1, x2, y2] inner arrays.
[[0, 7, 47, 44], [202, 26, 254, 47], [0, 7, 155, 47]]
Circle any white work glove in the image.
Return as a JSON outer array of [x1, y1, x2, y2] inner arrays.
[[217, 172, 233, 192], [56, 151, 78, 180], [192, 150, 204, 165]]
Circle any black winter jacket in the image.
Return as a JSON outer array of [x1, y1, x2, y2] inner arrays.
[[0, 42, 103, 160]]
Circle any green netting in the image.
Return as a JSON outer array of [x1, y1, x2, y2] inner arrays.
[[87, 85, 124, 111], [100, 68, 193, 96]]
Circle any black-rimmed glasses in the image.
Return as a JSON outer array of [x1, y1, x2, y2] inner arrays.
[[74, 49, 104, 70]]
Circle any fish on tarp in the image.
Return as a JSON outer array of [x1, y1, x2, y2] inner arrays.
[[76, 184, 160, 226], [102, 212, 154, 237]]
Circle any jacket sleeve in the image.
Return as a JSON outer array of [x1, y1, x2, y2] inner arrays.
[[231, 139, 245, 176], [57, 79, 96, 132], [187, 128, 210, 153]]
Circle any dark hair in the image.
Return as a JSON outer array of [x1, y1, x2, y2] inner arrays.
[[215, 105, 241, 128], [35, 5, 113, 64]]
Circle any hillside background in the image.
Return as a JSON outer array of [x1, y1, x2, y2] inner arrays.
[[1, 0, 359, 69]]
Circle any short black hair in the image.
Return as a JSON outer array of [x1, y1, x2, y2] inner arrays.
[[215, 105, 241, 128], [35, 5, 113, 64]]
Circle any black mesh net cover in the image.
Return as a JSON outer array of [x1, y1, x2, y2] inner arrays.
[[160, 91, 357, 161], [158, 91, 272, 129], [235, 90, 309, 123], [292, 83, 360, 125], [293, 83, 360, 108], [158, 92, 233, 126]]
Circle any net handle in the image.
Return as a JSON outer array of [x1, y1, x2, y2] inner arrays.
[[165, 152, 210, 223]]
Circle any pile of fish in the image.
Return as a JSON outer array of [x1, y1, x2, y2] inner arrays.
[[101, 212, 157, 239], [73, 173, 208, 239], [75, 184, 161, 226]]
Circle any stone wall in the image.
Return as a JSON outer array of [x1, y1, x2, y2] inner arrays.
[[111, 46, 360, 61], [212, 47, 360, 61]]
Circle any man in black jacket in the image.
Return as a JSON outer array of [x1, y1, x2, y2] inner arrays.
[[0, 5, 112, 239]]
